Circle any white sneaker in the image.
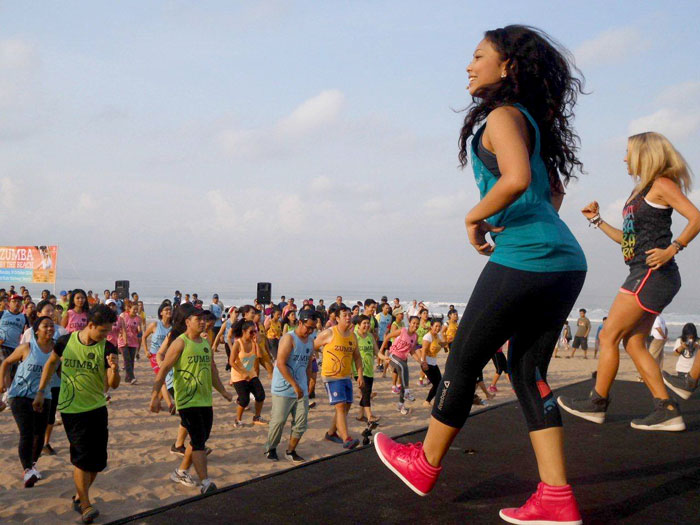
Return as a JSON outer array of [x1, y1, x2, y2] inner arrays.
[[32, 463, 42, 480], [233, 419, 243, 428], [170, 469, 198, 487], [397, 404, 410, 416], [200, 479, 217, 494], [23, 468, 38, 488], [404, 391, 416, 402]]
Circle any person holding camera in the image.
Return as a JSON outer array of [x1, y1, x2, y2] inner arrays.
[[663, 323, 700, 399]]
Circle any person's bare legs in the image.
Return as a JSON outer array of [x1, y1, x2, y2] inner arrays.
[[175, 425, 187, 448], [689, 350, 700, 381], [530, 427, 567, 486], [254, 400, 264, 418], [287, 433, 300, 452], [422, 417, 460, 467], [235, 404, 245, 422], [330, 403, 350, 440], [74, 468, 98, 511], [594, 293, 648, 398], [179, 446, 207, 481], [623, 316, 670, 399]]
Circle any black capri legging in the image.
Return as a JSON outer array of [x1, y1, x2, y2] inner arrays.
[[432, 262, 585, 432]]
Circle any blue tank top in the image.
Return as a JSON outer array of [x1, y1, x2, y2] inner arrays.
[[210, 303, 223, 327], [150, 321, 171, 355], [8, 335, 55, 399], [271, 331, 313, 398], [471, 104, 587, 273], [0, 311, 27, 349], [378, 313, 392, 341]]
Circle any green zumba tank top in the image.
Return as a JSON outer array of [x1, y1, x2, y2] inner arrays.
[[173, 334, 213, 410]]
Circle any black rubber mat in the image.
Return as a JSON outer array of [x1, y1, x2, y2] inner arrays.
[[110, 380, 700, 524]]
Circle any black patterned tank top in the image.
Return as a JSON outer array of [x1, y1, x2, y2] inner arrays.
[[621, 184, 674, 266]]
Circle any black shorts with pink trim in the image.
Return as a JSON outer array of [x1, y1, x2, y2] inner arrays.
[[620, 263, 681, 314]]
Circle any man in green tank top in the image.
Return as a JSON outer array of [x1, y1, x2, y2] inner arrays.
[[151, 304, 232, 494], [34, 304, 120, 524]]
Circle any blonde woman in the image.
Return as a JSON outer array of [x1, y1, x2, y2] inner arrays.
[[559, 132, 700, 431]]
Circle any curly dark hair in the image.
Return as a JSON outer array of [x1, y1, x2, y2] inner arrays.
[[458, 25, 585, 192]]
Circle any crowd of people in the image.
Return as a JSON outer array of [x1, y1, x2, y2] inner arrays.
[[0, 286, 479, 523]]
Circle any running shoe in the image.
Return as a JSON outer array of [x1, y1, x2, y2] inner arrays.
[[376, 364, 384, 372], [233, 419, 243, 428], [398, 403, 410, 415], [170, 469, 198, 487], [32, 463, 42, 479], [43, 444, 56, 456], [391, 385, 400, 394], [472, 394, 485, 406], [200, 479, 217, 494], [557, 389, 609, 424], [81, 506, 100, 524], [324, 431, 344, 444], [488, 385, 497, 393], [343, 437, 360, 449], [285, 450, 305, 463], [662, 371, 698, 400], [252, 416, 268, 426], [309, 401, 317, 409], [404, 390, 416, 402], [373, 433, 441, 496], [130, 378, 138, 385], [170, 443, 186, 456], [72, 496, 81, 513], [418, 379, 424, 387], [23, 468, 38, 488], [499, 482, 582, 525], [265, 449, 279, 461], [630, 398, 686, 431]]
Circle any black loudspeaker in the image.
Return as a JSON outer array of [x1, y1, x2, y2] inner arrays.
[[256, 282, 271, 304], [115, 280, 130, 300]]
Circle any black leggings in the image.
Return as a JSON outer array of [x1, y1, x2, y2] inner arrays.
[[425, 364, 442, 403], [432, 262, 585, 432], [47, 386, 60, 426], [10, 397, 50, 470]]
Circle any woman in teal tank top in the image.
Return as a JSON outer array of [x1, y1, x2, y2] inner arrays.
[[375, 26, 587, 524]]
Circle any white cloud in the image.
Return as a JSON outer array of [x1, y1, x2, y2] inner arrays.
[[276, 89, 344, 137], [0, 177, 18, 209], [628, 108, 700, 142], [218, 90, 345, 158], [310, 175, 332, 193], [628, 82, 700, 142], [574, 27, 646, 68], [423, 190, 469, 219], [277, 194, 306, 233]]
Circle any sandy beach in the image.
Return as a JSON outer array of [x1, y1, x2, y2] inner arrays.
[[0, 344, 679, 524]]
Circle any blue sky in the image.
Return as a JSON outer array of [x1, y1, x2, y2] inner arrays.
[[2, 1, 699, 306]]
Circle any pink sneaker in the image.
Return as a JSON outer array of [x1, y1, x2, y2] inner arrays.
[[499, 482, 582, 524], [374, 432, 441, 496], [391, 386, 400, 394], [488, 385, 497, 393]]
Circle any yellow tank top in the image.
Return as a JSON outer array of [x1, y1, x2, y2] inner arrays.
[[446, 321, 458, 341], [425, 333, 443, 358], [321, 326, 355, 379], [266, 319, 282, 339]]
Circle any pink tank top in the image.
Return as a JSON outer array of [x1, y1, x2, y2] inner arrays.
[[66, 310, 88, 333], [390, 328, 417, 360]]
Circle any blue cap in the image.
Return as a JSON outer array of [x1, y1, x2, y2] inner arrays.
[[59, 290, 67, 296]]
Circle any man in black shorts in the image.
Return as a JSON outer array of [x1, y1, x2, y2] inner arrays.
[[34, 305, 120, 524], [569, 309, 590, 359]]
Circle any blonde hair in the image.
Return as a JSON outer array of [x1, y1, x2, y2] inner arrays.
[[627, 132, 693, 195]]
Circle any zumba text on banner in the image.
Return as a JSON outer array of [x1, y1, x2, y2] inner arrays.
[[0, 246, 58, 283]]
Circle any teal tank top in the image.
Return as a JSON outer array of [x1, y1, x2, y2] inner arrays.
[[471, 104, 587, 273], [270, 332, 312, 398], [8, 335, 55, 400], [150, 320, 170, 355]]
